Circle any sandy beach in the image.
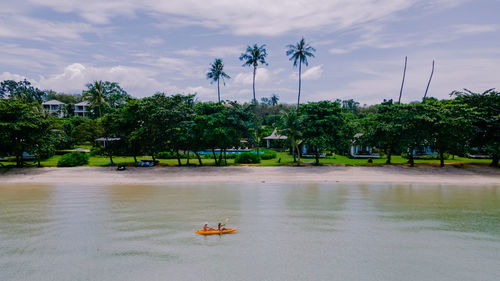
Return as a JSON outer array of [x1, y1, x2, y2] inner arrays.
[[1, 165, 499, 185]]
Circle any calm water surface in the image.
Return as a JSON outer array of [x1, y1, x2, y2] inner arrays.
[[0, 183, 499, 281]]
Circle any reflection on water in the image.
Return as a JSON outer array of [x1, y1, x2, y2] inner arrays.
[[0, 183, 499, 281]]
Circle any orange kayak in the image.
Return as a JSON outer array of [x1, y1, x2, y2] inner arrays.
[[196, 228, 238, 235]]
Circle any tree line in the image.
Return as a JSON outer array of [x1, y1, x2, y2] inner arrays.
[[1, 77, 498, 167]]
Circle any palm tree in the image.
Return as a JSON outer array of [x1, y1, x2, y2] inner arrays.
[[270, 94, 279, 106], [239, 44, 268, 103], [278, 109, 303, 165], [84, 81, 107, 118], [206, 58, 230, 102], [286, 38, 316, 109]]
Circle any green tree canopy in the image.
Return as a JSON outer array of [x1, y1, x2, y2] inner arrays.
[[300, 100, 345, 165], [0, 79, 45, 104], [0, 99, 53, 166]]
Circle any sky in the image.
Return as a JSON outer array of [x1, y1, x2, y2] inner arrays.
[[1, 0, 499, 105]]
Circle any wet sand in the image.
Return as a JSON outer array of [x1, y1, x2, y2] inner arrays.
[[1, 165, 499, 185]]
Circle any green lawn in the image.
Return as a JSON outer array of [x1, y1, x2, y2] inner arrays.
[[1, 150, 493, 168]]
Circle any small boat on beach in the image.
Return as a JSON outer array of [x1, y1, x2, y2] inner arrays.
[[196, 228, 238, 235]]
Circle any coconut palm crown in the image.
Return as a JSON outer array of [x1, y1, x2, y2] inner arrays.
[[286, 37, 316, 109], [83, 81, 108, 118], [239, 44, 268, 103], [270, 94, 279, 106], [206, 58, 230, 103]]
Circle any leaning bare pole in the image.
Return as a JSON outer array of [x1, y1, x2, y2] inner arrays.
[[423, 60, 435, 99], [398, 56, 407, 103]]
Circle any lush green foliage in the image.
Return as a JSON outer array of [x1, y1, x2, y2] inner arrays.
[[0, 79, 45, 104], [235, 152, 261, 164], [0, 99, 57, 166], [300, 100, 345, 164], [57, 152, 89, 167], [261, 149, 277, 160], [83, 81, 129, 118], [1, 76, 499, 168]]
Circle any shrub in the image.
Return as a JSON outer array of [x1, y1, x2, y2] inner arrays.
[[157, 152, 177, 159], [223, 153, 238, 159], [401, 152, 450, 160], [260, 149, 277, 160], [157, 151, 192, 159], [57, 152, 89, 167], [200, 152, 238, 159], [89, 146, 104, 156], [235, 152, 260, 164]]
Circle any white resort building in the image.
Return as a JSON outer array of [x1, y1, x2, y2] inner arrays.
[[350, 133, 380, 158], [74, 101, 89, 117], [42, 100, 66, 117], [263, 128, 287, 148]]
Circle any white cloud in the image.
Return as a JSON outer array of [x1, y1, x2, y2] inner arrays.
[[184, 86, 216, 100], [302, 65, 324, 80], [234, 68, 270, 85], [144, 37, 164, 45], [0, 43, 65, 70], [289, 65, 323, 81], [329, 48, 351, 54], [453, 24, 497, 35], [312, 50, 500, 105], [175, 46, 243, 57], [25, 63, 173, 96], [25, 0, 434, 36], [0, 12, 92, 40], [0, 72, 27, 82], [6, 63, 216, 100]]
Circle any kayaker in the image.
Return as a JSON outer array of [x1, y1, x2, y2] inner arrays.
[[203, 223, 215, 231], [217, 222, 226, 231]]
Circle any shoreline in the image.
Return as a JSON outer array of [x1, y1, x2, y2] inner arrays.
[[1, 165, 499, 186]]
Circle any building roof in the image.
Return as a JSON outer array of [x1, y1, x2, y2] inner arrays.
[[263, 128, 287, 140], [75, 101, 89, 106], [42, 99, 66, 105], [95, 137, 121, 141]]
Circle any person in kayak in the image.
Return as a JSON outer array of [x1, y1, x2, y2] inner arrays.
[[217, 222, 226, 231], [203, 223, 216, 231]]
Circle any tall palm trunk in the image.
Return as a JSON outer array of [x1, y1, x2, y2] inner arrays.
[[490, 155, 499, 167], [398, 56, 407, 103], [252, 65, 256, 103], [296, 143, 301, 165], [439, 150, 445, 168], [423, 60, 435, 99], [297, 61, 302, 109], [212, 148, 218, 166], [408, 147, 415, 167], [217, 79, 220, 103], [176, 150, 181, 166], [315, 146, 319, 165]]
